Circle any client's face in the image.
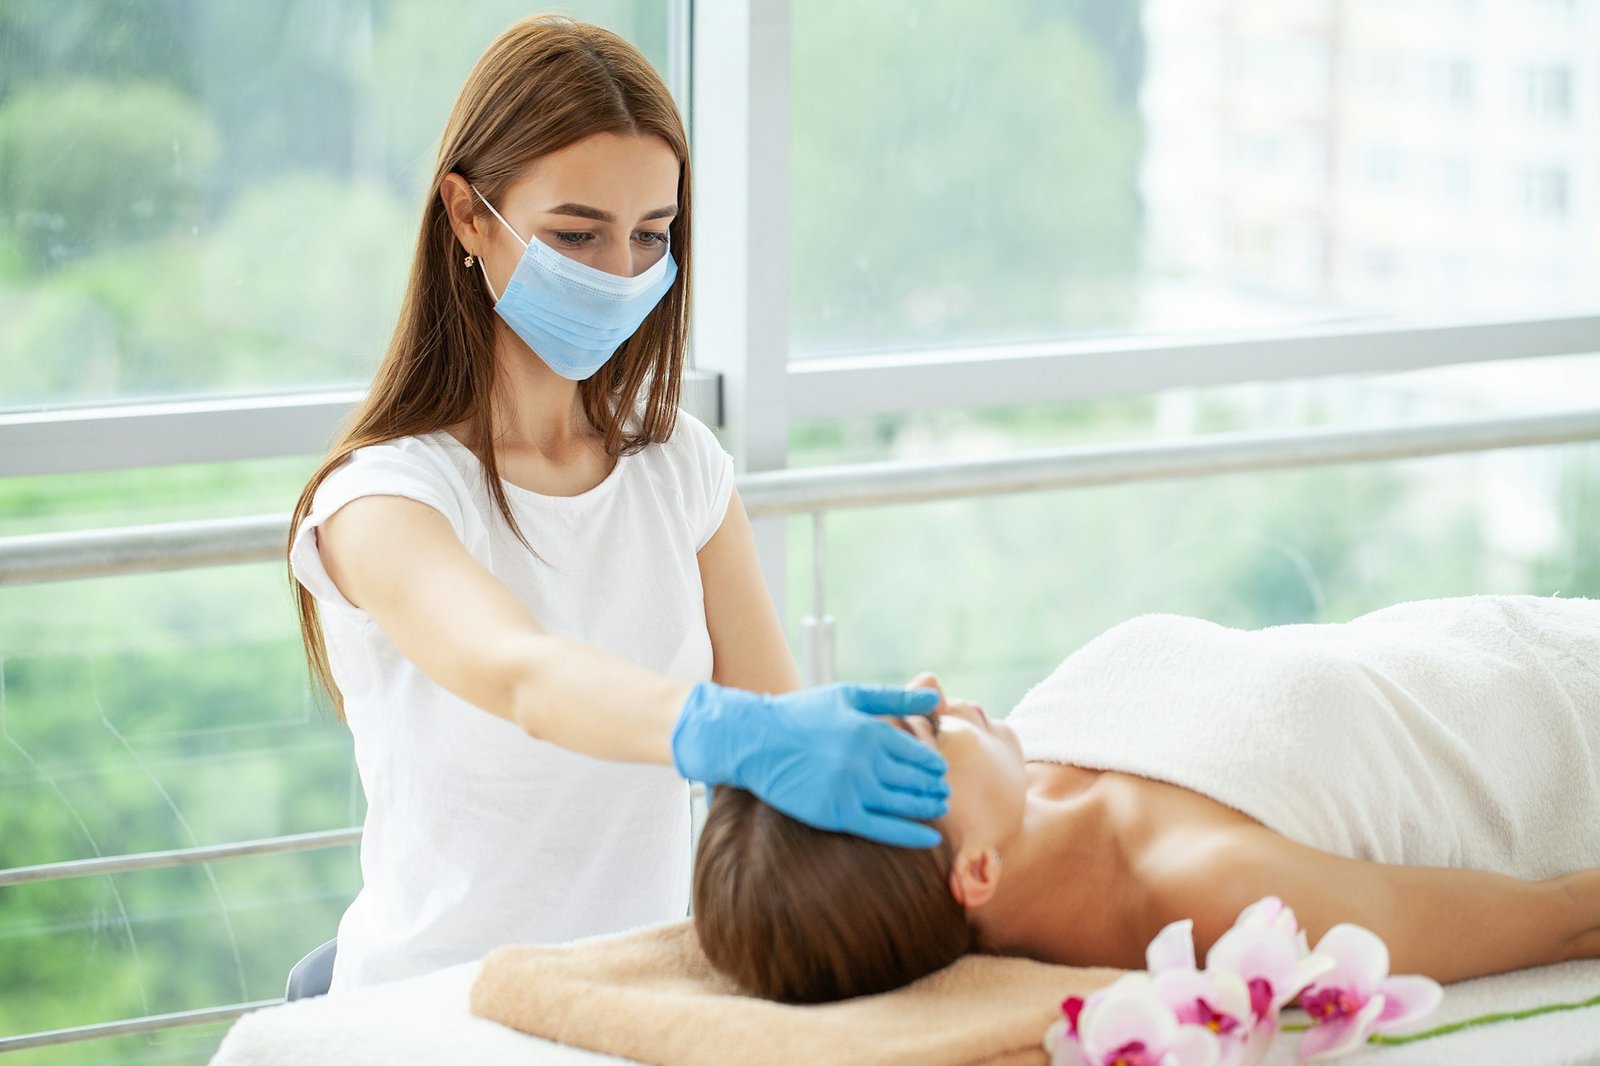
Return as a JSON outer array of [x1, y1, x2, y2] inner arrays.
[[892, 673, 1028, 855]]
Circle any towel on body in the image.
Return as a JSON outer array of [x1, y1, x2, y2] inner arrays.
[[468, 920, 1121, 1066], [1008, 594, 1600, 878]]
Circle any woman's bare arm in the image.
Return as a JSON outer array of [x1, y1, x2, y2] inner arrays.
[[1149, 828, 1594, 984], [318, 494, 691, 762], [697, 488, 802, 695]]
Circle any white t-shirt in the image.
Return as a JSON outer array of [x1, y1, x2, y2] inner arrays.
[[288, 412, 734, 991]]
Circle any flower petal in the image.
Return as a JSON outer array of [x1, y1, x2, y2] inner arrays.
[[1148, 919, 1198, 973], [1207, 926, 1303, 1010], [1044, 1023, 1088, 1066], [1301, 994, 1385, 1062], [1043, 1018, 1088, 1066], [1298, 1016, 1366, 1061], [1247, 978, 1273, 1022], [1206, 970, 1254, 1025], [1165, 1023, 1221, 1066], [1234, 897, 1286, 931], [1374, 975, 1444, 1032], [1153, 969, 1214, 1025], [1080, 974, 1177, 1059], [1043, 1017, 1067, 1052], [1307, 924, 1389, 998], [1234, 1019, 1277, 1066], [1062, 996, 1087, 1038], [1289, 951, 1338, 1002]]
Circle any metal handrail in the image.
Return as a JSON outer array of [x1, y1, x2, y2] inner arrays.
[[0, 829, 364, 1051], [0, 1000, 284, 1053], [6, 407, 1600, 586], [0, 828, 362, 889], [738, 406, 1600, 515], [0, 514, 290, 586]]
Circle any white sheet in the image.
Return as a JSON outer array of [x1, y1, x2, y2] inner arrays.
[[210, 958, 1600, 1065]]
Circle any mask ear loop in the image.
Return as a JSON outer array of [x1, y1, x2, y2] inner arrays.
[[467, 183, 528, 303], [470, 184, 528, 248], [477, 255, 500, 304]]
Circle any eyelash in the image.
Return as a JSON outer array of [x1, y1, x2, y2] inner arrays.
[[553, 231, 669, 247]]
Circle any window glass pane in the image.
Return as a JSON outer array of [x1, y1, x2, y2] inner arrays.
[[789, 0, 1600, 358], [789, 352, 1600, 466], [784, 445, 1600, 718], [0, 455, 317, 537], [0, 559, 358, 1063], [0, 458, 349, 1062], [0, 1, 670, 410], [785, 354, 1600, 711]]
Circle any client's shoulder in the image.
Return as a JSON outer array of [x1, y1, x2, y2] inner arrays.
[[1133, 822, 1307, 960]]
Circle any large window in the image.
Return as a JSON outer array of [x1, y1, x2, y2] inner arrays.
[[0, 1, 670, 409], [788, 0, 1599, 357]]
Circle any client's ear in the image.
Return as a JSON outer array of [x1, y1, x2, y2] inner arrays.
[[948, 847, 1003, 910]]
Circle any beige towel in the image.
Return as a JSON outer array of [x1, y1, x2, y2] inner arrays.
[[469, 921, 1121, 1066]]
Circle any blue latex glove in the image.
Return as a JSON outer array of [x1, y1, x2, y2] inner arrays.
[[672, 681, 950, 848]]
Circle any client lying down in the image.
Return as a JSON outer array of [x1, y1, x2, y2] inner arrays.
[[693, 594, 1600, 1003]]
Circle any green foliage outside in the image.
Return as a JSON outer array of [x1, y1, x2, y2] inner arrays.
[[2, 2, 1598, 1065], [790, 0, 1143, 353], [786, 405, 1600, 716]]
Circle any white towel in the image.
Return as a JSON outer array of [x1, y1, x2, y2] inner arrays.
[[1006, 595, 1600, 878]]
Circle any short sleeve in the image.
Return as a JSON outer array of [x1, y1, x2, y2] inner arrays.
[[677, 413, 736, 551], [289, 441, 472, 614]]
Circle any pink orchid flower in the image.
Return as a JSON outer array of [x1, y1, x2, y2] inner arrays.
[[1297, 925, 1444, 1061], [1147, 921, 1251, 1030], [1206, 899, 1335, 1021], [1145, 919, 1275, 1066], [1045, 974, 1220, 1066]]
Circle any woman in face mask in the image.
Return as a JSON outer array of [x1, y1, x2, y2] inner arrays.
[[285, 16, 947, 993]]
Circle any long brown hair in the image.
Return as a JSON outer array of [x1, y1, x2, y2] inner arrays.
[[288, 15, 693, 718], [693, 789, 978, 1003]]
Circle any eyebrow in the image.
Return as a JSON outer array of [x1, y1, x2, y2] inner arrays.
[[545, 202, 677, 223]]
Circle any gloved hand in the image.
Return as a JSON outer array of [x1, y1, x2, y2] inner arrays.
[[671, 681, 950, 848]]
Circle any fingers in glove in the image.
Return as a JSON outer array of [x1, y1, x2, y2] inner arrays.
[[839, 684, 941, 717], [873, 743, 950, 800], [865, 783, 950, 823], [872, 719, 950, 778], [852, 811, 944, 850]]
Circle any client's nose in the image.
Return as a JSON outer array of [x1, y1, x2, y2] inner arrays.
[[905, 672, 946, 706]]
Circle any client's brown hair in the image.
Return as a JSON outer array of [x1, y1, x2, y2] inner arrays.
[[693, 788, 977, 1003]]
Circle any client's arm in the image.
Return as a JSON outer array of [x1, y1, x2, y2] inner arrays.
[[1147, 827, 1598, 984]]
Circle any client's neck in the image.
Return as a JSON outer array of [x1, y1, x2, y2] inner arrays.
[[967, 765, 1134, 966]]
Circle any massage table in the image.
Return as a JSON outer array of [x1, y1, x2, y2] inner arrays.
[[210, 954, 1600, 1065]]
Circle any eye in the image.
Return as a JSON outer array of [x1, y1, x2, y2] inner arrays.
[[634, 230, 669, 246], [553, 231, 592, 246], [890, 716, 939, 743]]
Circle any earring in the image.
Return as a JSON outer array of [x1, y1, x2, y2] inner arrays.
[[463, 253, 476, 268]]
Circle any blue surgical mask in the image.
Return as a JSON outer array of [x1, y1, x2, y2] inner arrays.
[[471, 184, 678, 381]]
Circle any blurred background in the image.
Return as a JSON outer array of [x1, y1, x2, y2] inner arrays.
[[1, 1, 1597, 1061]]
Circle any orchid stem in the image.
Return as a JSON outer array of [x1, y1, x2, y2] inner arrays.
[[1280, 992, 1600, 1044]]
